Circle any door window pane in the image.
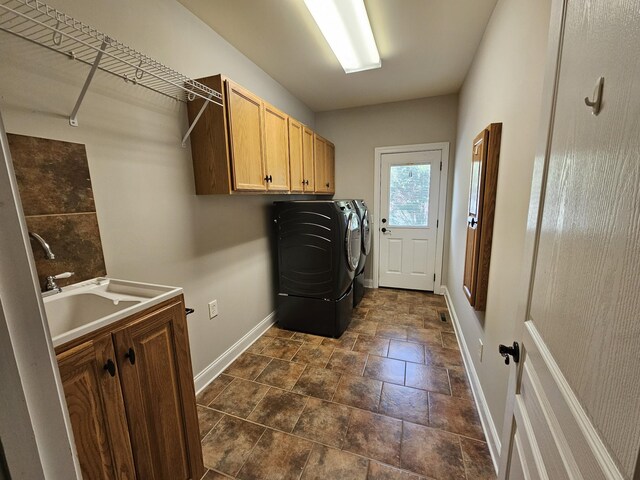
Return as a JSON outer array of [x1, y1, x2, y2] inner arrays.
[[389, 164, 430, 227]]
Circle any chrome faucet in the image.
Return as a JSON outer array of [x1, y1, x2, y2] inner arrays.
[[45, 271, 75, 295], [28, 231, 55, 259]]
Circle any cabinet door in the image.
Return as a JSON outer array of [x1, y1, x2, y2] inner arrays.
[[263, 103, 290, 191], [325, 141, 335, 194], [57, 335, 136, 480], [302, 126, 315, 192], [226, 81, 267, 191], [114, 300, 204, 480], [462, 130, 488, 306], [313, 134, 327, 193], [288, 118, 304, 192]]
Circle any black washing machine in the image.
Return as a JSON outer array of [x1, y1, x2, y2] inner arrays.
[[274, 200, 361, 337], [352, 200, 371, 307]]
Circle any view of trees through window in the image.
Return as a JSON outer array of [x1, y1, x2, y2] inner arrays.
[[388, 164, 430, 227]]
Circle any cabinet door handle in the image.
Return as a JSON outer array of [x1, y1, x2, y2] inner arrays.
[[103, 359, 116, 377], [125, 347, 136, 365], [326, 182, 330, 188], [264, 175, 272, 183]]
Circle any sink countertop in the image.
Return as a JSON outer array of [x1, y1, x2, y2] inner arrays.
[[44, 277, 183, 348]]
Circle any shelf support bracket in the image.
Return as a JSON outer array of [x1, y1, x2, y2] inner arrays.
[[181, 93, 214, 147], [69, 38, 110, 127]]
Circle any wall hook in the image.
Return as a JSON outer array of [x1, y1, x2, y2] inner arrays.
[[52, 19, 62, 45], [135, 60, 144, 80], [584, 76, 604, 116]]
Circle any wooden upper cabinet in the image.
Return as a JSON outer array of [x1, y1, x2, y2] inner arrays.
[[462, 123, 501, 311], [187, 74, 335, 195], [113, 300, 203, 480], [263, 103, 290, 191], [325, 140, 335, 194], [226, 80, 267, 191], [313, 134, 334, 194], [57, 334, 136, 480], [314, 134, 328, 193], [302, 126, 315, 192], [288, 118, 304, 192]]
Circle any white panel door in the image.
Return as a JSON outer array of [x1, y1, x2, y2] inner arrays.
[[378, 150, 441, 290], [499, 1, 640, 479]]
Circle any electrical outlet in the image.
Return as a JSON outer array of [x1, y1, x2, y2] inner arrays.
[[208, 300, 218, 319], [478, 339, 484, 362]]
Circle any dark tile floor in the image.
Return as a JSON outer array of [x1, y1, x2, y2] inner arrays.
[[196, 288, 495, 480]]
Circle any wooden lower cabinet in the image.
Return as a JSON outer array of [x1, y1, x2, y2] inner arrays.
[[56, 296, 204, 480], [58, 335, 136, 480]]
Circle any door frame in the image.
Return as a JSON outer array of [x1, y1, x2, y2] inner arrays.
[[372, 142, 449, 293], [0, 111, 82, 479]]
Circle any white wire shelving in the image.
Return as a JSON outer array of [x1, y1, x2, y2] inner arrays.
[[0, 0, 222, 145]]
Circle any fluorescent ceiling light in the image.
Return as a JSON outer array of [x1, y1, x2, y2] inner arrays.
[[304, 0, 381, 74]]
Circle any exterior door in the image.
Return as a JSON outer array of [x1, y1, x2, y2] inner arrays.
[[378, 149, 441, 290], [499, 1, 640, 478]]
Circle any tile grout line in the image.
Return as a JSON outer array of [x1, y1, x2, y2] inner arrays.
[[233, 428, 267, 479]]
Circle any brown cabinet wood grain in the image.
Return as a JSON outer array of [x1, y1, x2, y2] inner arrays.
[[288, 118, 304, 192], [313, 134, 328, 193], [187, 74, 333, 195], [462, 123, 502, 311], [313, 134, 335, 194], [302, 126, 315, 192], [263, 102, 290, 191], [57, 335, 135, 480], [56, 296, 204, 480], [325, 140, 335, 194], [226, 80, 267, 191]]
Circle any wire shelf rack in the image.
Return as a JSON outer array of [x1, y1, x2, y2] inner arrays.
[[0, 0, 222, 142]]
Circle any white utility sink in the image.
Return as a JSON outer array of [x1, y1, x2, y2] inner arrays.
[[44, 277, 182, 347]]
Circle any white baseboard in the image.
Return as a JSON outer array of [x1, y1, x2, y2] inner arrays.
[[364, 279, 374, 288], [193, 311, 276, 394], [442, 286, 501, 472]]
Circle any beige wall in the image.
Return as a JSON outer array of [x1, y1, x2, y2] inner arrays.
[[0, 0, 314, 376], [445, 0, 551, 439], [315, 95, 459, 283]]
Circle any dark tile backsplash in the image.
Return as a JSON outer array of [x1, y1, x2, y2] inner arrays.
[[9, 134, 107, 290]]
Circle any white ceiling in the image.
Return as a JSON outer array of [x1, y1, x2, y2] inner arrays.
[[178, 0, 498, 112]]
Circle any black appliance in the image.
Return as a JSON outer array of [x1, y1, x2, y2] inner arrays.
[[274, 200, 361, 337]]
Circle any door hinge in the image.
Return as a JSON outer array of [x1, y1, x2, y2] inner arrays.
[[439, 161, 442, 171], [433, 273, 436, 282]]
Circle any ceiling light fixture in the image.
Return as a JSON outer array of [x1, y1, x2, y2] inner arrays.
[[304, 0, 381, 74]]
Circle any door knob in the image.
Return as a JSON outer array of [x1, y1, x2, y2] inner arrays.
[[381, 227, 391, 234], [498, 342, 520, 365], [103, 359, 116, 377], [125, 347, 136, 365]]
